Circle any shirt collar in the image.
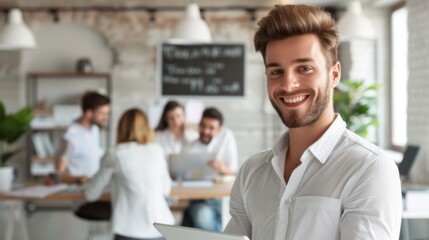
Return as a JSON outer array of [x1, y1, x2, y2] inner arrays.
[[308, 114, 346, 164], [271, 131, 289, 161], [269, 114, 346, 164]]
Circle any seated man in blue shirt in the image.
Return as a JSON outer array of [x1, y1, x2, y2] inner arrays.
[[181, 107, 238, 231]]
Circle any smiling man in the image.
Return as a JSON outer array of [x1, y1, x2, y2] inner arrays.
[[181, 107, 238, 232], [224, 4, 402, 240]]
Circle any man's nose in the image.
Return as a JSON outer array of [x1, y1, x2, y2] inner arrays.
[[280, 72, 299, 92], [202, 128, 210, 135]]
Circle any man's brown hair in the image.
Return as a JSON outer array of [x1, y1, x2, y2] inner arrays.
[[202, 107, 224, 126], [81, 91, 110, 112], [254, 4, 339, 67]]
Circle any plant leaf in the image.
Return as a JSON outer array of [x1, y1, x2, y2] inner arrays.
[[0, 104, 33, 143], [333, 79, 379, 138], [365, 83, 381, 92], [12, 107, 34, 126], [0, 102, 5, 120], [0, 149, 21, 165]]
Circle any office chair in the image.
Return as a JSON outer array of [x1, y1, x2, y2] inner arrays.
[[74, 201, 112, 240]]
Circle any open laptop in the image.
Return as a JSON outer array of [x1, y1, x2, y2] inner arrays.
[[154, 223, 250, 240], [396, 145, 429, 192], [169, 153, 216, 180], [398, 145, 420, 180]]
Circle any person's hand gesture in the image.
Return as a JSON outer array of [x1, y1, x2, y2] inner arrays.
[[208, 159, 227, 174]]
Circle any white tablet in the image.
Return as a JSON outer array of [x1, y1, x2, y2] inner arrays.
[[154, 223, 250, 240]]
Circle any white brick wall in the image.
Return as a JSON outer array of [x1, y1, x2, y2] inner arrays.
[[408, 0, 429, 184], [0, 51, 24, 112]]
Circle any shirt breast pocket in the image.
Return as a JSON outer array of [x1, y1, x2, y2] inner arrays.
[[288, 196, 341, 240]]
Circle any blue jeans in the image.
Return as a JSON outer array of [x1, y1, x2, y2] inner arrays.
[[186, 199, 222, 231]]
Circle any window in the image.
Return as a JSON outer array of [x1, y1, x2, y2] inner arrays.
[[391, 6, 408, 147]]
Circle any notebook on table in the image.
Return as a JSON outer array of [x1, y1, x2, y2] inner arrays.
[[154, 223, 250, 240]]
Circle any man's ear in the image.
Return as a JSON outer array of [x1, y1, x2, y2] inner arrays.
[[331, 61, 341, 88], [83, 109, 93, 119]]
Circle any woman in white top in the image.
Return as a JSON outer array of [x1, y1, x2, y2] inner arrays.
[[84, 108, 174, 240], [155, 101, 198, 157]]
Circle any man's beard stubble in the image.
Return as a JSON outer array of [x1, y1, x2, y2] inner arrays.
[[91, 119, 106, 129], [270, 82, 331, 129]]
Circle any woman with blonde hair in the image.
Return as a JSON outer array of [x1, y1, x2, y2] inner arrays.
[[84, 108, 174, 240]]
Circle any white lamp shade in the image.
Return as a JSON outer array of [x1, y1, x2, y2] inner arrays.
[[337, 1, 375, 41], [0, 8, 37, 50], [171, 3, 212, 42]]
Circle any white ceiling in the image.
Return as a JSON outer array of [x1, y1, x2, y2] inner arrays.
[[0, 0, 403, 8], [294, 0, 403, 7]]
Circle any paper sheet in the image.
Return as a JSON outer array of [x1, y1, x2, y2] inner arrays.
[[6, 184, 68, 198]]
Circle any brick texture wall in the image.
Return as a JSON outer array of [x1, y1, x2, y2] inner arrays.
[[408, 0, 429, 184]]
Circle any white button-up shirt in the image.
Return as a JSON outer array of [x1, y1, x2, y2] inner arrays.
[[224, 115, 402, 240], [84, 142, 175, 238]]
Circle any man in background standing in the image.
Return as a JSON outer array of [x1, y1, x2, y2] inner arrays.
[[54, 91, 110, 184]]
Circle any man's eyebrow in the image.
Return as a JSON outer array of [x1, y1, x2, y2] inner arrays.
[[292, 58, 315, 64], [265, 62, 281, 68], [265, 58, 315, 68]]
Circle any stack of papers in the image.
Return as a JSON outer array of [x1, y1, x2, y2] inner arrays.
[[6, 184, 68, 198]]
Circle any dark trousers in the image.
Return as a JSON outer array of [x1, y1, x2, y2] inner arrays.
[[114, 234, 165, 240]]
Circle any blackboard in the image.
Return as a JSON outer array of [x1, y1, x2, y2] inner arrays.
[[158, 42, 245, 97]]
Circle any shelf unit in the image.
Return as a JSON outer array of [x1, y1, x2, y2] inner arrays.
[[26, 72, 112, 177]]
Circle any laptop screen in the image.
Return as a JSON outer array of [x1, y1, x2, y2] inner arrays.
[[169, 153, 216, 180], [398, 145, 420, 177]]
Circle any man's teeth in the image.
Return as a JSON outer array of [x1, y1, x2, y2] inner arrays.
[[284, 96, 306, 104]]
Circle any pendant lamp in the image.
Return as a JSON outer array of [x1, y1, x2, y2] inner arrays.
[[171, 3, 212, 42], [0, 8, 37, 50], [337, 1, 375, 41]]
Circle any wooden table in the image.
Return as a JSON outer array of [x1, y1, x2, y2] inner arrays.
[[0, 181, 232, 201], [0, 181, 233, 240]]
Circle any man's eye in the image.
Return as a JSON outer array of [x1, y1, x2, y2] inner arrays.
[[298, 66, 313, 72], [267, 69, 283, 79]]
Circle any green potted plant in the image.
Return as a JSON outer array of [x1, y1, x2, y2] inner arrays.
[[333, 79, 379, 138], [0, 101, 33, 191]]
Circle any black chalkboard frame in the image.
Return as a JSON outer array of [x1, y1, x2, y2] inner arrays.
[[156, 41, 246, 98]]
